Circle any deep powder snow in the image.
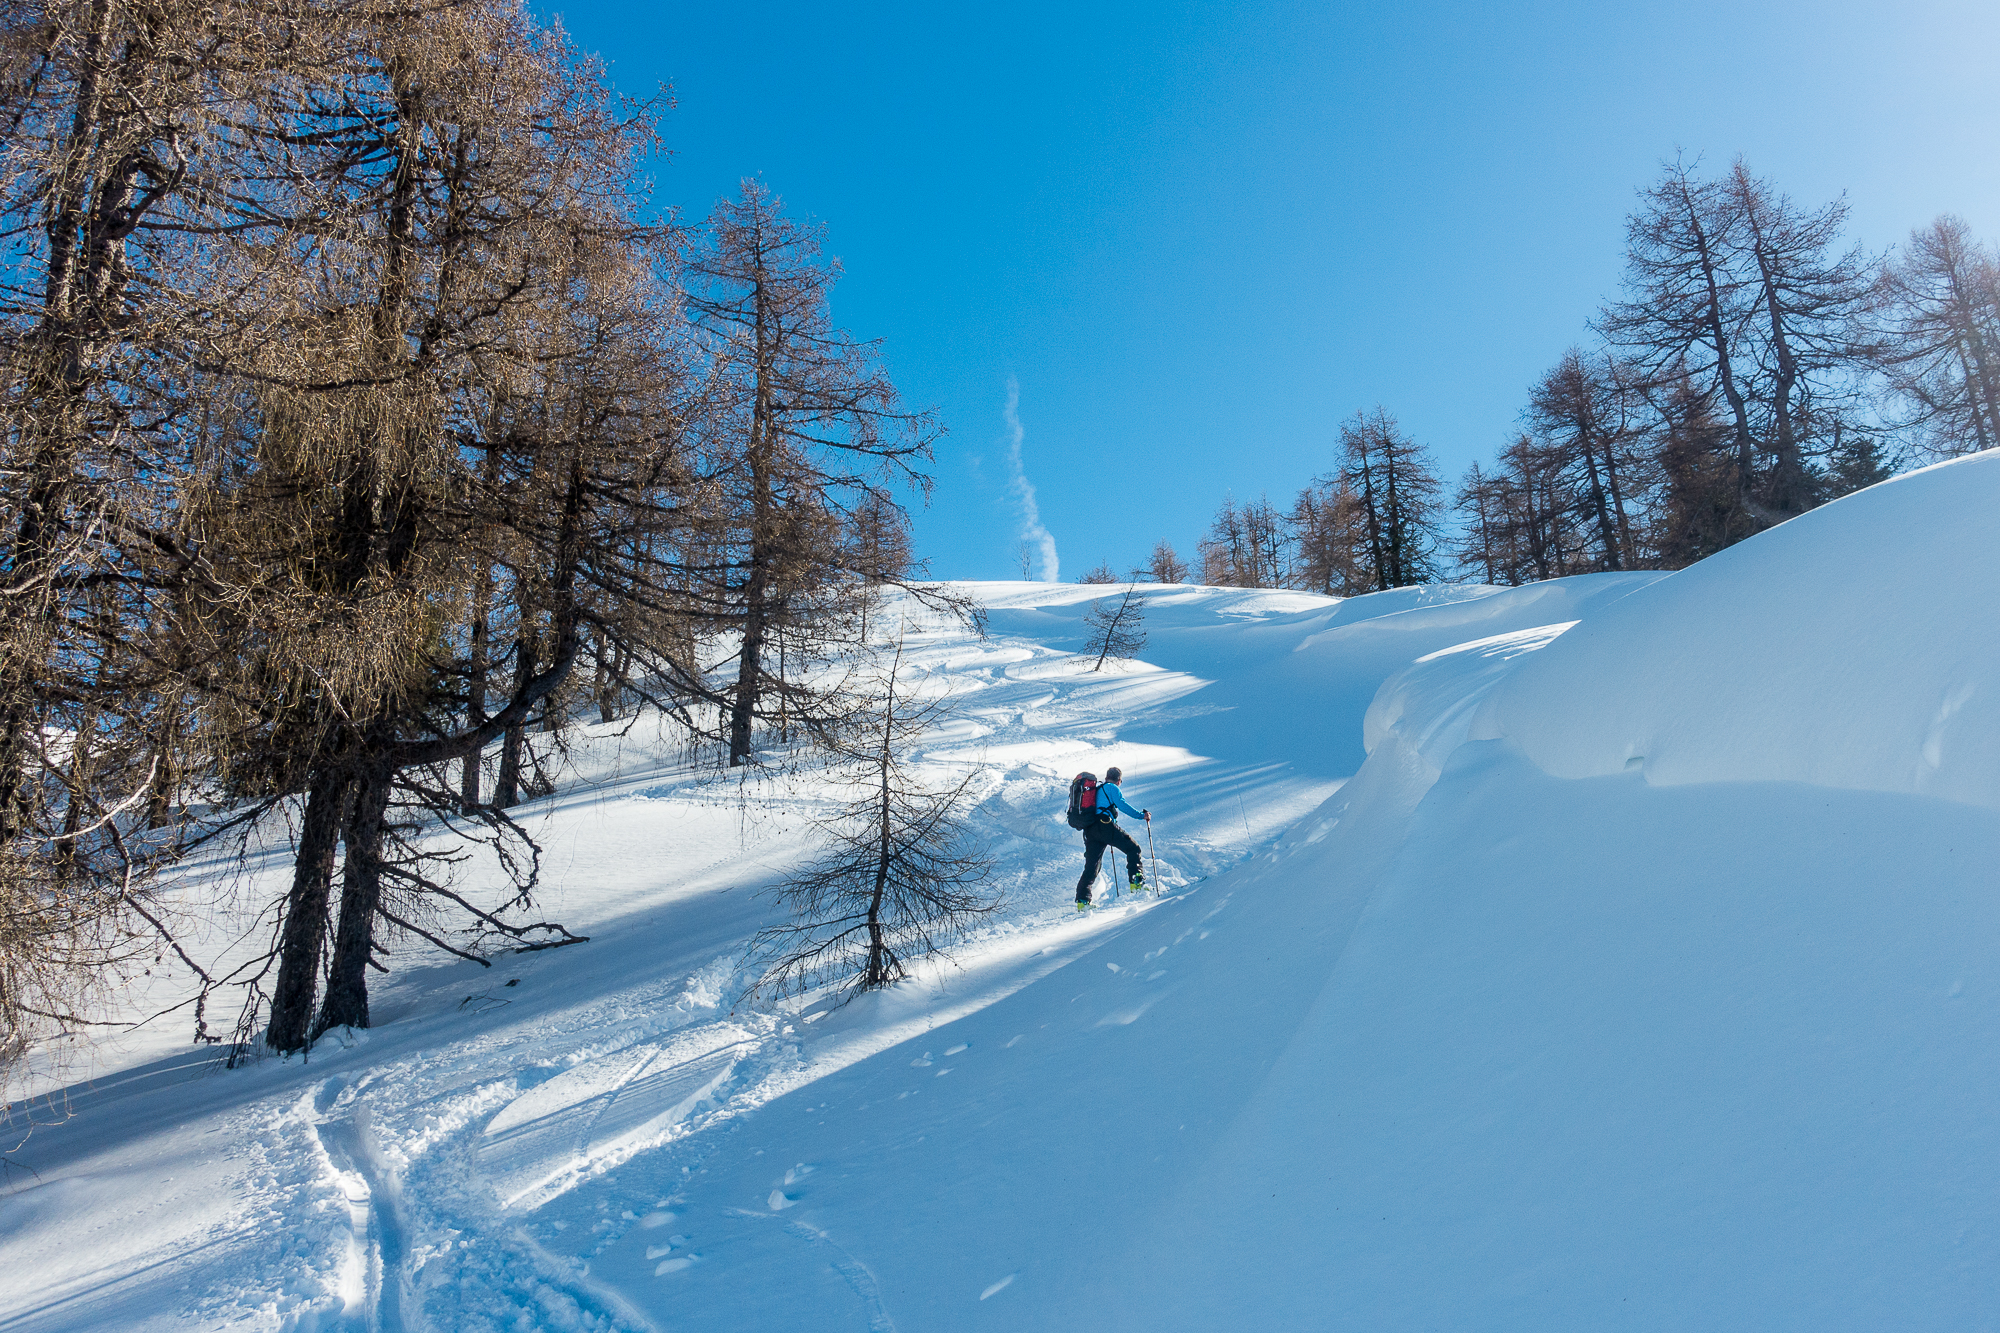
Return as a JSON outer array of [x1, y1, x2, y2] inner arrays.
[[4, 452, 1999, 1331]]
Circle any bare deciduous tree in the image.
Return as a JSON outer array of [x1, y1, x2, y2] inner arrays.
[[1524, 349, 1650, 571], [747, 633, 997, 997], [1288, 474, 1370, 595], [1142, 540, 1188, 584], [1082, 585, 1148, 671], [1873, 215, 2000, 458], [1339, 408, 1442, 590], [682, 180, 941, 769]]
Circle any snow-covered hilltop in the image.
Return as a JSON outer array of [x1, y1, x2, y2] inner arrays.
[[6, 453, 2000, 1331]]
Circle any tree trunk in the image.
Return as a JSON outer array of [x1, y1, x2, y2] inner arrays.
[[460, 566, 490, 813], [1957, 310, 2000, 451], [1578, 433, 1623, 570], [729, 270, 779, 767], [1602, 440, 1636, 569], [865, 741, 893, 986], [596, 639, 628, 724], [266, 768, 353, 1052], [1674, 177, 1760, 509], [316, 767, 391, 1037], [1752, 242, 1811, 515], [494, 625, 537, 807], [593, 634, 614, 724]]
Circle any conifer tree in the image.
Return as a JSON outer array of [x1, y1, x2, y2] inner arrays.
[[1722, 160, 1875, 516], [1082, 586, 1148, 671], [0, 0, 279, 1063], [1288, 474, 1371, 595], [1338, 409, 1443, 590], [1524, 350, 1649, 571], [1197, 493, 1287, 588], [682, 181, 940, 768], [748, 632, 997, 997], [1873, 215, 2000, 458], [1143, 540, 1189, 584], [1601, 159, 1763, 520]]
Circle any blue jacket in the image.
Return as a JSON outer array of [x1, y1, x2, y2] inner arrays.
[[1098, 781, 1143, 821]]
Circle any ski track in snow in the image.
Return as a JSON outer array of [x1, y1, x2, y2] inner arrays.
[[18, 504, 1998, 1333], [309, 1078, 412, 1333], [3, 584, 1371, 1333]]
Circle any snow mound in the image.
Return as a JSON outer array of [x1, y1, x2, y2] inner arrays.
[[13, 461, 2000, 1332], [1477, 450, 2000, 810]]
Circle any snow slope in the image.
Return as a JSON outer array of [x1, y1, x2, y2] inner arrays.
[[1476, 450, 2000, 808], [5, 453, 1999, 1331]]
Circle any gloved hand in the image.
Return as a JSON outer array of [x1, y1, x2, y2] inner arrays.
[[1142, 809, 1151, 821]]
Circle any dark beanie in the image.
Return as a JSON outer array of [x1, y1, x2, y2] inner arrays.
[[1105, 766, 1122, 782]]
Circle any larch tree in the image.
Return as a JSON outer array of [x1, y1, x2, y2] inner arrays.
[[1082, 585, 1148, 671], [0, 0, 332, 1062], [682, 180, 941, 768], [1449, 462, 1506, 585], [1722, 159, 1876, 516], [1600, 159, 1765, 523], [1288, 474, 1370, 596], [748, 630, 997, 998], [1196, 494, 1247, 586], [157, 0, 685, 1052], [1338, 408, 1442, 590], [1143, 540, 1188, 584], [1873, 215, 2000, 458], [1196, 493, 1286, 588], [1524, 349, 1649, 571]]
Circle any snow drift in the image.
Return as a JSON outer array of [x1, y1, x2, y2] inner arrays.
[[1478, 450, 2000, 810], [6, 453, 2000, 1332]]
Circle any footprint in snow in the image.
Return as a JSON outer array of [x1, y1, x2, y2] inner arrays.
[[655, 1255, 697, 1276], [944, 1043, 969, 1056]]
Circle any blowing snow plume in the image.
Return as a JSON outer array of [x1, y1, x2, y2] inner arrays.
[[1003, 377, 1059, 581]]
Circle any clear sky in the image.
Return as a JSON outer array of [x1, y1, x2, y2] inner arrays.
[[546, 0, 2000, 581]]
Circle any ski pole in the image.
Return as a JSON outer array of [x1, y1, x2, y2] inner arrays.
[[1146, 814, 1158, 896]]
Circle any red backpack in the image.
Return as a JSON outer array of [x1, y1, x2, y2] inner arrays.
[[1066, 772, 1102, 829]]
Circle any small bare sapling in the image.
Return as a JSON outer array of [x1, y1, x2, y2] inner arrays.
[[748, 632, 998, 998], [1083, 585, 1148, 671]]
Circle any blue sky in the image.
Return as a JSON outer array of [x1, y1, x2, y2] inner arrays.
[[547, 0, 2000, 581]]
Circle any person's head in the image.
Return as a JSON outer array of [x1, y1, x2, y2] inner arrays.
[[1106, 766, 1123, 783]]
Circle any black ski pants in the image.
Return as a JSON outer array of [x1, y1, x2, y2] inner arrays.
[[1076, 820, 1142, 900]]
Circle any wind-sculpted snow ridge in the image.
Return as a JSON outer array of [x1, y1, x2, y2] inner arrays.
[[1477, 450, 2000, 810], [10, 463, 2000, 1333]]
